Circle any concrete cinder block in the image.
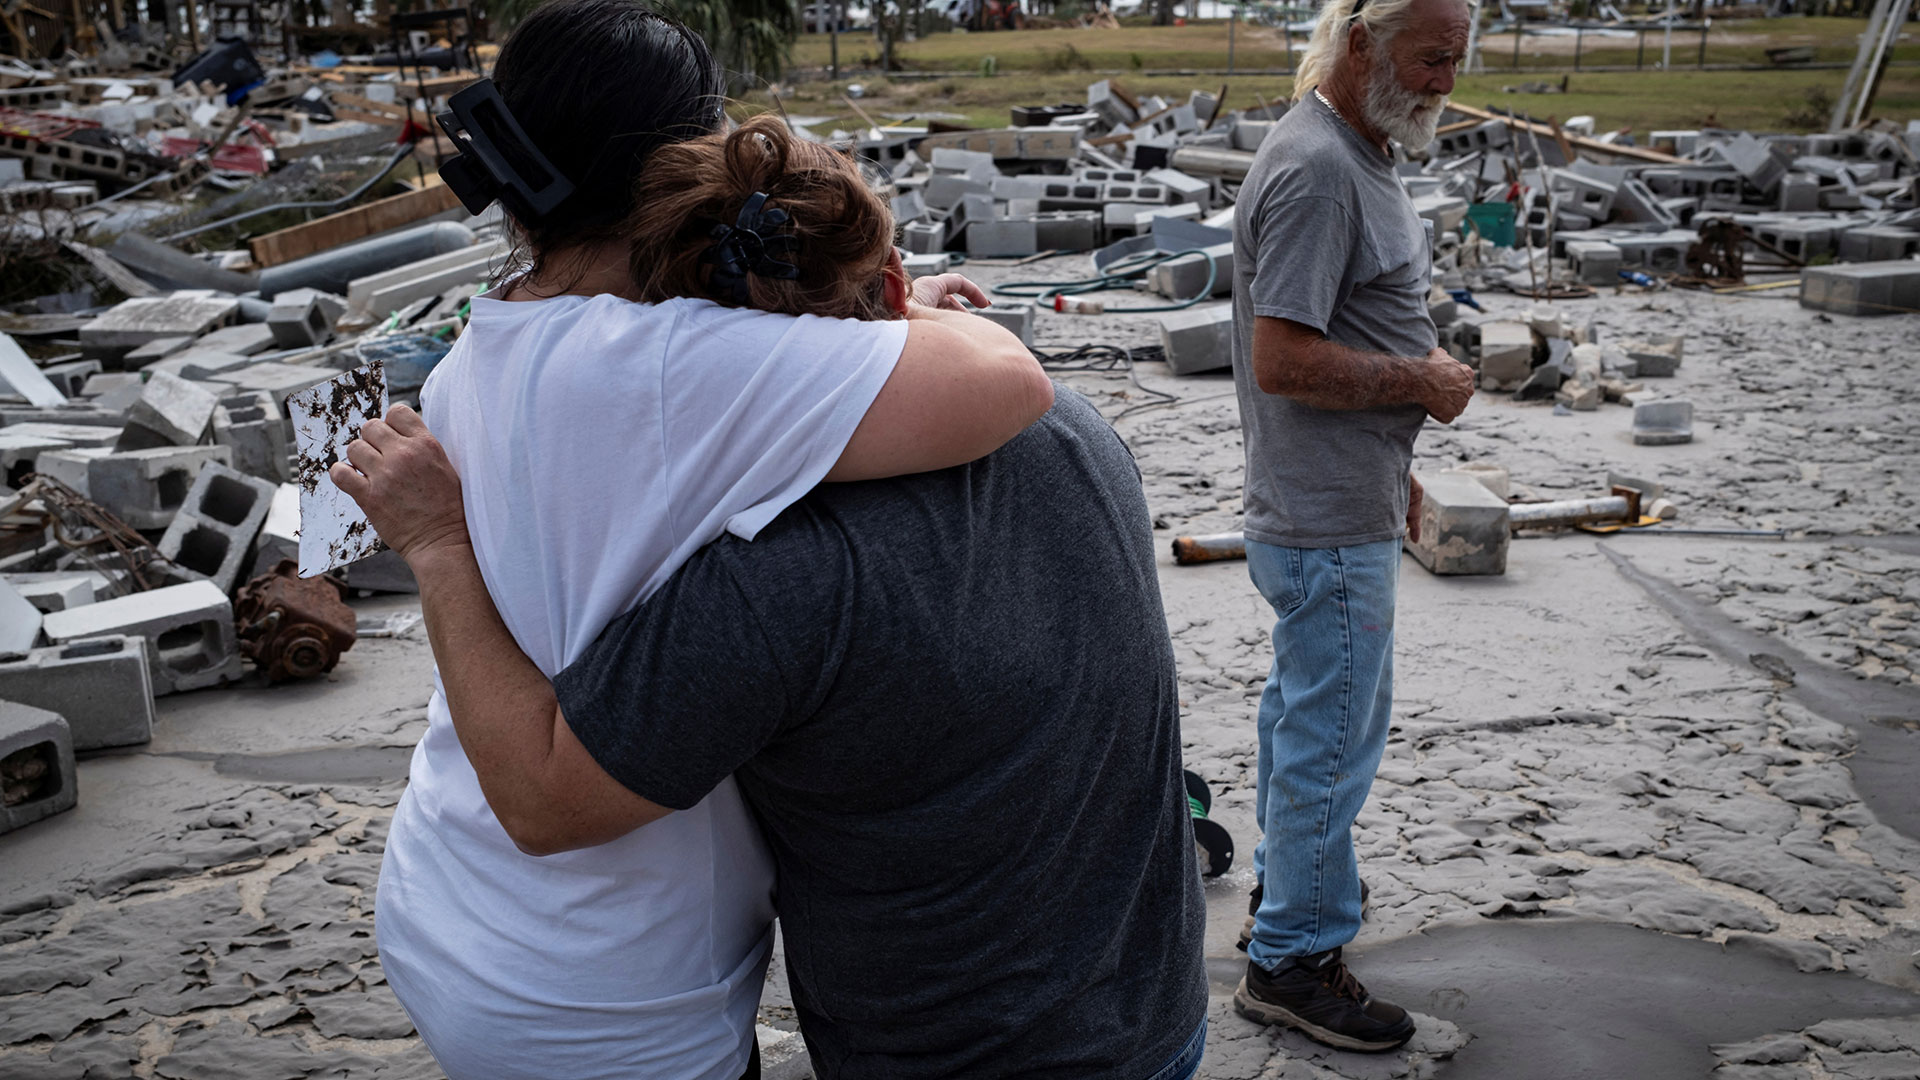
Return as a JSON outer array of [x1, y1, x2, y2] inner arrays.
[[1633, 399, 1694, 445], [37, 359, 101, 399], [1613, 178, 1678, 228], [967, 219, 1040, 258], [40, 580, 241, 695], [3, 573, 92, 613], [972, 301, 1035, 345], [1555, 173, 1617, 220], [1157, 304, 1233, 376], [120, 371, 220, 448], [266, 289, 341, 349], [211, 391, 293, 484], [1405, 472, 1509, 576], [1148, 242, 1233, 300], [1565, 240, 1623, 287], [1031, 210, 1101, 252], [32, 448, 105, 497], [899, 220, 945, 255], [1837, 225, 1920, 263], [1778, 175, 1821, 213], [924, 175, 993, 212], [1712, 133, 1786, 195], [87, 444, 232, 530], [1477, 321, 1534, 384], [0, 700, 76, 835], [1146, 167, 1212, 209], [901, 252, 952, 278], [1800, 260, 1920, 317], [155, 463, 277, 595], [1087, 79, 1139, 129], [0, 636, 153, 750]]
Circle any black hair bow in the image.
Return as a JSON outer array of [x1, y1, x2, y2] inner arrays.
[[703, 192, 800, 304]]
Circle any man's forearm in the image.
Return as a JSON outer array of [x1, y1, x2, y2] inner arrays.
[[409, 543, 560, 827], [1263, 336, 1431, 411]]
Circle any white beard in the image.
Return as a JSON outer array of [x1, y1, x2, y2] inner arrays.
[[1363, 56, 1447, 151]]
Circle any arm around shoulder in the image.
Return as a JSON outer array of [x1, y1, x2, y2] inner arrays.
[[824, 303, 1053, 482]]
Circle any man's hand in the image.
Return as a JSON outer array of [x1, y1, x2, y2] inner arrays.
[[1406, 474, 1424, 544], [1419, 347, 1476, 425], [328, 404, 470, 565], [909, 273, 990, 312]]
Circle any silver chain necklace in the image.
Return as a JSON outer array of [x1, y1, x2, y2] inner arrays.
[[1313, 87, 1345, 124], [1315, 87, 1389, 157]]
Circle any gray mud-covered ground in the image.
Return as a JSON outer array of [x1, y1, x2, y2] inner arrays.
[[2, 267, 1917, 1080]]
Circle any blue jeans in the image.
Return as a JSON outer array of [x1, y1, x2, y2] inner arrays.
[[1143, 1017, 1207, 1080], [1245, 538, 1400, 968]]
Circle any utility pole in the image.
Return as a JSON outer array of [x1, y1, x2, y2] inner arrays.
[[1831, 0, 1908, 129], [1661, 0, 1673, 68], [1464, 1, 1482, 73]]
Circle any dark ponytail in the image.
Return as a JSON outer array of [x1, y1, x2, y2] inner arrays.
[[490, 0, 725, 279]]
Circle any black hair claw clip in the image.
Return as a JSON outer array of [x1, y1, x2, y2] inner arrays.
[[703, 192, 800, 304]]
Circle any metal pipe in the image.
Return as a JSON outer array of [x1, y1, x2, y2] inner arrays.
[[1172, 532, 1247, 565], [1507, 495, 1632, 531], [1168, 146, 1254, 181], [257, 221, 477, 299]]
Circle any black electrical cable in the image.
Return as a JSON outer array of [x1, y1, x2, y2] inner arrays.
[[1033, 343, 1182, 420], [158, 141, 420, 244]]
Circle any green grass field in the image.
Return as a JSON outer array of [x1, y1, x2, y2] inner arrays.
[[778, 16, 1919, 134]]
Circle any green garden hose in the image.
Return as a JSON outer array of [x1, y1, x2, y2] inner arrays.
[[990, 247, 1220, 314]]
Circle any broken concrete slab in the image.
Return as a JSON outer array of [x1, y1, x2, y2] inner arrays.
[[120, 371, 220, 448], [0, 332, 66, 408]]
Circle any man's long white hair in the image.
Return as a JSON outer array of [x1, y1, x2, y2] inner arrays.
[[1290, 0, 1423, 102]]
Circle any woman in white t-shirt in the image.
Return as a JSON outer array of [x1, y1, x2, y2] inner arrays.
[[369, 5, 1051, 1079]]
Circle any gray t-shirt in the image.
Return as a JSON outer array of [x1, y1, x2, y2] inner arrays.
[[555, 388, 1207, 1080], [1230, 93, 1437, 548]]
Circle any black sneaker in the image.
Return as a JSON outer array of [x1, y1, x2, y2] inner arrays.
[[1233, 949, 1414, 1053], [1237, 880, 1370, 952]]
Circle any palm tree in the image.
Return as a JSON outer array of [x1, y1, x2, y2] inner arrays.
[[477, 0, 796, 88]]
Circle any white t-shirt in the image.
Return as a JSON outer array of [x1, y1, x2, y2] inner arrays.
[[376, 293, 907, 1080]]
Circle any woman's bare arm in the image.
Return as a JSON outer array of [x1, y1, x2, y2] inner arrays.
[[331, 407, 668, 856], [824, 280, 1054, 483]]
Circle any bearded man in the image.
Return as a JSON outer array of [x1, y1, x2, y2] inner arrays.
[[1226, 0, 1477, 1054]]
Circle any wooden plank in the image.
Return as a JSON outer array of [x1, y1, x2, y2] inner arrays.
[[330, 106, 408, 127], [1444, 102, 1681, 164], [247, 182, 463, 268], [329, 91, 407, 120]]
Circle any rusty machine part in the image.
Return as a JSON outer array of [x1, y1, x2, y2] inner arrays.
[[234, 559, 359, 682], [3, 474, 172, 593], [1684, 217, 1755, 286]]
